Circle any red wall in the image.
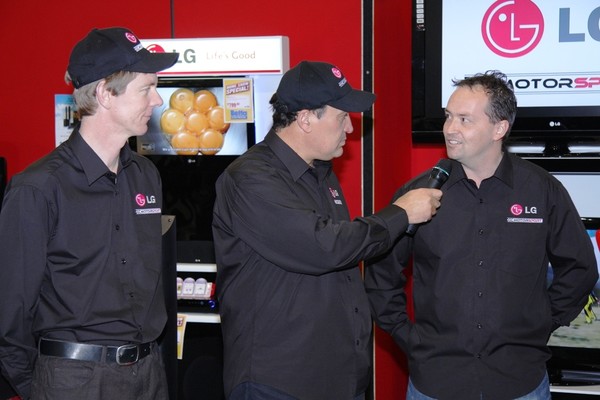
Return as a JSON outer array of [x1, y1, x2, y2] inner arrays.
[[371, 1, 445, 397], [0, 2, 173, 180], [0, 0, 367, 216], [0, 1, 445, 399]]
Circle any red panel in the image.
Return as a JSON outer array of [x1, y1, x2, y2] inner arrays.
[[371, 1, 444, 399], [0, 2, 452, 398], [372, 0, 413, 211], [171, 0, 365, 218], [0, 0, 366, 220], [374, 326, 409, 397], [412, 144, 447, 176], [0, 1, 172, 179]]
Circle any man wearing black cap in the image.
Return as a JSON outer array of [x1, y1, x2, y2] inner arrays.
[[0, 27, 178, 400], [212, 60, 443, 400]]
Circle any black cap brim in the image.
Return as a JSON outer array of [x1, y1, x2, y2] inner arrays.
[[328, 89, 376, 112], [127, 50, 179, 74]]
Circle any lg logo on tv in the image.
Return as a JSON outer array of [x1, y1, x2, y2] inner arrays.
[[482, 0, 600, 58]]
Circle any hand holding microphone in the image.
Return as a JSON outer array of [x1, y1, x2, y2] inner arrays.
[[392, 159, 452, 235]]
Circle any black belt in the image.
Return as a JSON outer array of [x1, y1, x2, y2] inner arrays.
[[39, 338, 154, 366]]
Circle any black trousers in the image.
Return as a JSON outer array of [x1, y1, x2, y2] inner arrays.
[[31, 345, 168, 400]]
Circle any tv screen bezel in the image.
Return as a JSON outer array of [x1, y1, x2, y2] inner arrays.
[[524, 156, 600, 385], [134, 77, 256, 157], [547, 216, 600, 385], [411, 0, 600, 152], [129, 77, 257, 264]]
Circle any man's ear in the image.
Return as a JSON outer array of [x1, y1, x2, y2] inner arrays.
[[295, 109, 312, 133], [95, 80, 112, 109], [494, 120, 509, 142]]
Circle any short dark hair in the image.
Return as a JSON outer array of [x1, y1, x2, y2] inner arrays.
[[269, 93, 326, 132], [452, 70, 517, 141]]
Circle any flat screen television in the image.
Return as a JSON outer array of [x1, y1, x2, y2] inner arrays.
[[526, 157, 600, 385], [132, 77, 257, 264], [136, 78, 255, 157], [413, 1, 600, 155]]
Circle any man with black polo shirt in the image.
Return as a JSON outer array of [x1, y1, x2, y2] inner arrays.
[[365, 71, 598, 399], [0, 27, 178, 400], [212, 60, 443, 400]]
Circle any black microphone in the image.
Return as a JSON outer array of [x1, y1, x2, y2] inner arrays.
[[405, 158, 452, 235]]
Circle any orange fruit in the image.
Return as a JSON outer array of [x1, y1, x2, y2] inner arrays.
[[198, 128, 224, 155], [169, 88, 195, 114], [171, 132, 200, 155], [194, 90, 218, 113], [185, 111, 210, 134], [207, 106, 230, 133], [160, 108, 185, 134]]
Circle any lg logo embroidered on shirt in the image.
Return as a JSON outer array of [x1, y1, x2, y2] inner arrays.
[[329, 187, 343, 205], [507, 203, 542, 223], [135, 193, 156, 207], [134, 193, 161, 215], [510, 203, 537, 216]]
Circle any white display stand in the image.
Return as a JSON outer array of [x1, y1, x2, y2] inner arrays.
[[551, 385, 600, 395]]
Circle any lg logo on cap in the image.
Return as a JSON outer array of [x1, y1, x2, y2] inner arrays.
[[125, 32, 138, 44], [482, 0, 544, 58]]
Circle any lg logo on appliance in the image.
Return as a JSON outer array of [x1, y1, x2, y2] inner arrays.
[[482, 1, 600, 58]]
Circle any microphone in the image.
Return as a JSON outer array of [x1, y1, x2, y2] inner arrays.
[[405, 158, 453, 235]]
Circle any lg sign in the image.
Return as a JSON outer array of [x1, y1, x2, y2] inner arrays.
[[482, 1, 600, 58], [482, 0, 544, 58]]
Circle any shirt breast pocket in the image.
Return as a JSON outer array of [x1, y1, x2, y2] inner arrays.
[[497, 220, 547, 277]]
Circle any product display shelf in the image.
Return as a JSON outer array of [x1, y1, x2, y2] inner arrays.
[[550, 385, 600, 395], [177, 263, 221, 324]]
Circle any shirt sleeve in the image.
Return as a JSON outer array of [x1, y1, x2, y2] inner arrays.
[[364, 235, 414, 353], [0, 183, 53, 399], [546, 181, 599, 331], [213, 167, 409, 276]]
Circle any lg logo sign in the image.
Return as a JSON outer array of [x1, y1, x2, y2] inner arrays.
[[482, 1, 600, 58], [481, 0, 544, 58]]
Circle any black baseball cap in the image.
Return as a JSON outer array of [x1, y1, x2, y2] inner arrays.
[[275, 61, 376, 113], [67, 27, 179, 89]]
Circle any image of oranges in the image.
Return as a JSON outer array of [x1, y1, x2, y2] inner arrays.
[[160, 88, 230, 155]]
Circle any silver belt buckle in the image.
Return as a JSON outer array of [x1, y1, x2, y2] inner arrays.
[[116, 344, 139, 366]]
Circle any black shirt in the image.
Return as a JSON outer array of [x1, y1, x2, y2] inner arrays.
[[0, 129, 165, 399], [365, 154, 598, 400], [212, 130, 408, 400]]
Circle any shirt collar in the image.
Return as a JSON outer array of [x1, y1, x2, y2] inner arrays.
[[493, 152, 515, 188], [67, 127, 136, 186], [446, 152, 514, 189], [264, 130, 332, 182]]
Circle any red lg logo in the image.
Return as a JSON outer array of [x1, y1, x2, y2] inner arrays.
[[135, 194, 146, 207], [510, 204, 524, 216], [146, 44, 167, 53], [125, 32, 138, 44], [482, 0, 544, 58]]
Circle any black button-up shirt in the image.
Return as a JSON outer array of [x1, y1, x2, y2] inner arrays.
[[365, 153, 598, 400], [0, 129, 165, 398], [212, 130, 408, 400]]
